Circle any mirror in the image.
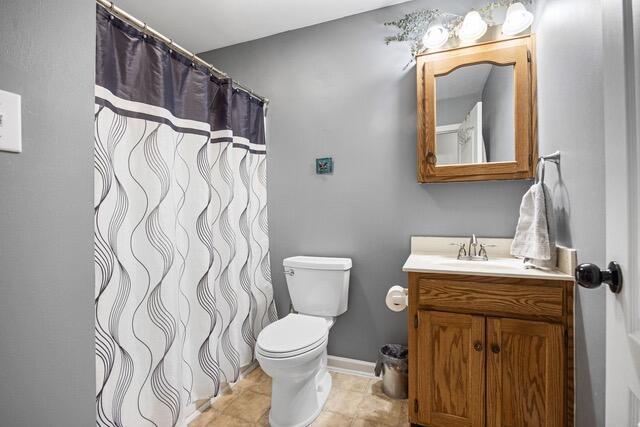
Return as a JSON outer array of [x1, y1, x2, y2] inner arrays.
[[415, 36, 536, 183], [435, 63, 515, 165]]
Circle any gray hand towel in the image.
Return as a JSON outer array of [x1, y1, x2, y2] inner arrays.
[[510, 181, 557, 269]]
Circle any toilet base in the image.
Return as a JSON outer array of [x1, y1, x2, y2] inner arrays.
[[267, 362, 332, 427]]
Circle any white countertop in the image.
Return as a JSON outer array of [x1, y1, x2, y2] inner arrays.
[[402, 237, 575, 281]]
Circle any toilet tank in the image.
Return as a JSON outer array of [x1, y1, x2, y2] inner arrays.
[[283, 256, 352, 317]]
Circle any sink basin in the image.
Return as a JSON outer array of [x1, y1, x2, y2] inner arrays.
[[437, 258, 523, 270], [402, 237, 574, 281], [420, 256, 527, 272]]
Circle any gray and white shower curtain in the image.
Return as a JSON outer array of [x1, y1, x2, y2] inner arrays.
[[94, 7, 276, 426]]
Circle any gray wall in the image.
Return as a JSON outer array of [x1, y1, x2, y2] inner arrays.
[[535, 0, 606, 425], [200, 0, 529, 359], [482, 65, 515, 162], [0, 1, 95, 426], [436, 92, 481, 126], [202, 1, 606, 425]]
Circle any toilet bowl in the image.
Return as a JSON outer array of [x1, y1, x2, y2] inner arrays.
[[255, 256, 352, 427], [256, 313, 333, 427]]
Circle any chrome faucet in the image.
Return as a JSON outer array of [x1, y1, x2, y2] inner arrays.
[[450, 235, 494, 261], [468, 234, 478, 257]]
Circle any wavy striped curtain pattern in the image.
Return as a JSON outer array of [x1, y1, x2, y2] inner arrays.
[[94, 7, 276, 426]]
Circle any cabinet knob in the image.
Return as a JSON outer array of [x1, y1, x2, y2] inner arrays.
[[426, 152, 437, 165], [473, 342, 483, 352], [491, 344, 501, 354]]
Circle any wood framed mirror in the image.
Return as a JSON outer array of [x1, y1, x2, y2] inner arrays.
[[416, 35, 537, 183]]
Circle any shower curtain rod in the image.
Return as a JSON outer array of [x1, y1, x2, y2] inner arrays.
[[96, 0, 270, 105]]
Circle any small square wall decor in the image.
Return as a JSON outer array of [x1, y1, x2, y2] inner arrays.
[[316, 157, 333, 175]]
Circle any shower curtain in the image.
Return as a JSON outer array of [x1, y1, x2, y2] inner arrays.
[[94, 7, 276, 426]]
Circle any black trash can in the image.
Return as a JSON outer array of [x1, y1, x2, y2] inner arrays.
[[374, 344, 408, 399]]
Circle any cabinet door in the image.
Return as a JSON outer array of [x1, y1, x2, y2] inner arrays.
[[416, 311, 485, 427], [487, 317, 564, 427]]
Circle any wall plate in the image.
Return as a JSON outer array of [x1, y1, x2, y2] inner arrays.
[[0, 89, 22, 153], [316, 157, 333, 174]]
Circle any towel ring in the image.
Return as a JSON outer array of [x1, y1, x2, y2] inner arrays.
[[535, 151, 561, 184], [535, 160, 546, 183]]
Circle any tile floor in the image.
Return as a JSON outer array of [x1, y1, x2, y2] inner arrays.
[[189, 368, 409, 427]]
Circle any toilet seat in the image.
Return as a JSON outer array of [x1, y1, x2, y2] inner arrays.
[[256, 313, 328, 359]]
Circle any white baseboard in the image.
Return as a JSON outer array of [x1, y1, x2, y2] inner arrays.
[[327, 355, 377, 378]]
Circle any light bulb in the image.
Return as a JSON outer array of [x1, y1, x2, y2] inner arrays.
[[458, 11, 488, 41], [502, 2, 533, 36], [422, 22, 449, 49]]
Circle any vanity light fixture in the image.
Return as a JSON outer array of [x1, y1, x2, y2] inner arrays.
[[458, 11, 488, 42], [384, 1, 536, 57], [502, 2, 534, 36], [422, 19, 449, 49]]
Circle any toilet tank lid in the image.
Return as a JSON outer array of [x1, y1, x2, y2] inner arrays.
[[283, 256, 352, 271]]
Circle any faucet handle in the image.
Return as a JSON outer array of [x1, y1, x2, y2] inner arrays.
[[450, 242, 467, 259], [478, 243, 495, 260], [479, 243, 497, 249]]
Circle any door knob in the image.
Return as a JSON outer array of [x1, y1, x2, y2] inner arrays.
[[575, 261, 622, 294], [473, 342, 483, 352]]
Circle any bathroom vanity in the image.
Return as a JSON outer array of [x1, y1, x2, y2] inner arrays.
[[403, 237, 575, 427]]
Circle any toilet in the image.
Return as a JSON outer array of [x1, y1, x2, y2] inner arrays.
[[255, 256, 352, 427]]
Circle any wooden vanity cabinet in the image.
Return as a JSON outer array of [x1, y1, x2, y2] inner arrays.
[[408, 273, 574, 427], [415, 310, 486, 427]]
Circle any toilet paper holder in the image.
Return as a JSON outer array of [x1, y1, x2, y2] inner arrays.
[[386, 285, 408, 312], [389, 288, 408, 305]]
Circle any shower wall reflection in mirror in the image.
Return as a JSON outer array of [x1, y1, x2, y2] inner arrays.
[[435, 63, 515, 165]]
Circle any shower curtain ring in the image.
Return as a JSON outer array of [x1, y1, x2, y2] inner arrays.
[[107, 0, 115, 19]]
